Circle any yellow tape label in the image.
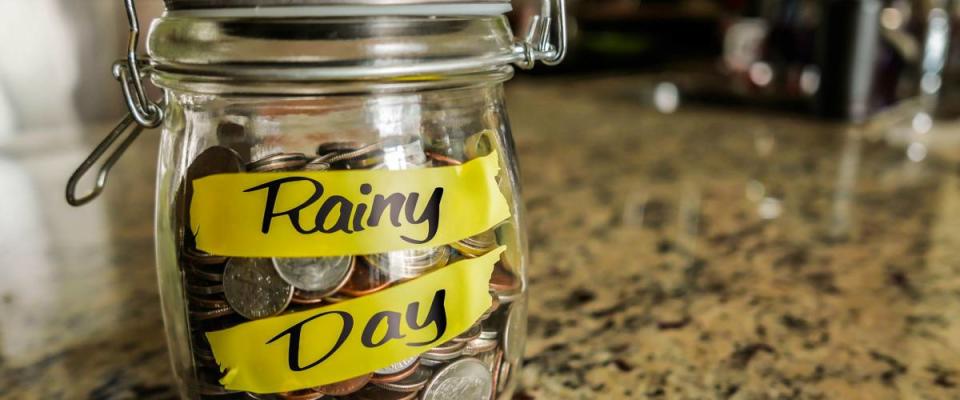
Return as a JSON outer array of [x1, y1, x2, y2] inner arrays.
[[190, 151, 510, 257], [206, 247, 503, 393]]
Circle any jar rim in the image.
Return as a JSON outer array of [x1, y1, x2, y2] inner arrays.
[[147, 14, 523, 82]]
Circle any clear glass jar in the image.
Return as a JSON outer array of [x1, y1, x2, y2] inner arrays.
[[67, 1, 565, 399]]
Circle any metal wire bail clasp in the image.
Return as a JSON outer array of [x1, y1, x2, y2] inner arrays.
[[513, 0, 569, 69], [66, 0, 163, 206]]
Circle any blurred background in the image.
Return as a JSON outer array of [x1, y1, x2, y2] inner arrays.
[[4, 0, 960, 132]]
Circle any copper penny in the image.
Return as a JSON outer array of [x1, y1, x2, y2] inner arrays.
[[318, 373, 372, 396], [489, 262, 520, 294], [426, 151, 463, 166], [338, 261, 391, 297], [371, 358, 420, 384]]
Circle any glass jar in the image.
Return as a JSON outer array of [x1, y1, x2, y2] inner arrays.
[[67, 0, 566, 399]]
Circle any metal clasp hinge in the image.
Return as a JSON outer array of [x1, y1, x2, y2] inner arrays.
[[66, 0, 163, 206], [513, 0, 568, 69]]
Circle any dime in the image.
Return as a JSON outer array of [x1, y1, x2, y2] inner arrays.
[[317, 373, 371, 396], [421, 358, 492, 400], [223, 258, 294, 320], [373, 366, 432, 393], [375, 356, 419, 375], [274, 256, 354, 294]]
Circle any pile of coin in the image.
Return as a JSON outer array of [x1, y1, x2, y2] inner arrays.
[[176, 130, 524, 399]]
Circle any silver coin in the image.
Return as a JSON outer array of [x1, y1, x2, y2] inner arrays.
[[421, 358, 492, 400], [366, 246, 450, 279], [373, 367, 432, 392], [223, 258, 294, 320], [420, 358, 446, 368], [375, 356, 420, 375], [463, 338, 498, 356], [274, 255, 354, 294]]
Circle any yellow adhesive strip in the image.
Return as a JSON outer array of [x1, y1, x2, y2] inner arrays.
[[206, 247, 504, 394], [190, 151, 510, 257]]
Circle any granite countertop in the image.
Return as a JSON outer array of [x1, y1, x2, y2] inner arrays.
[[3, 75, 960, 399]]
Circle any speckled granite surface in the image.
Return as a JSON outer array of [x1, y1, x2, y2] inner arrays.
[[3, 76, 960, 399]]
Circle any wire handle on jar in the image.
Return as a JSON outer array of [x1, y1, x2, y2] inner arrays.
[[513, 0, 568, 69], [66, 0, 163, 207]]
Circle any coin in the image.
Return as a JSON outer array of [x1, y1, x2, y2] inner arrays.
[[490, 262, 522, 303], [186, 146, 244, 239], [277, 388, 325, 400], [223, 258, 294, 320], [303, 157, 332, 171], [351, 385, 419, 400], [184, 263, 225, 282], [364, 246, 450, 280], [421, 358, 492, 400], [247, 153, 309, 172], [317, 141, 364, 157], [189, 306, 234, 321], [317, 373, 372, 396], [274, 256, 355, 294], [463, 338, 498, 356], [371, 358, 420, 384], [188, 294, 230, 309], [490, 350, 504, 398], [451, 230, 498, 258], [339, 261, 391, 297], [186, 282, 224, 295], [290, 289, 327, 305], [373, 367, 432, 393], [182, 247, 229, 265], [426, 151, 463, 166], [375, 356, 420, 375]]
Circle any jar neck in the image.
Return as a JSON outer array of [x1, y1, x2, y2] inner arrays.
[[151, 67, 512, 97]]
